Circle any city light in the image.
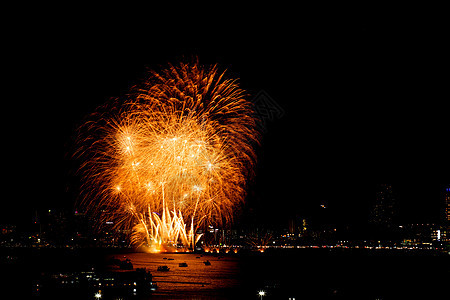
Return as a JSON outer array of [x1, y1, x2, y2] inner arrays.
[[94, 292, 102, 299], [258, 290, 266, 299]]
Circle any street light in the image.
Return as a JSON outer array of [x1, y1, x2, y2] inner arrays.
[[94, 292, 102, 299], [258, 290, 266, 299]]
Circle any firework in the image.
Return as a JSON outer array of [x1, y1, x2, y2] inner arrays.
[[77, 61, 258, 251]]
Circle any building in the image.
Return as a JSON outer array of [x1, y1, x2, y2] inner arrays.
[[444, 185, 450, 225], [442, 185, 450, 242], [431, 228, 448, 242], [369, 184, 396, 228], [402, 223, 438, 244]]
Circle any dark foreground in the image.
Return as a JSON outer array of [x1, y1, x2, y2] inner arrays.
[[1, 247, 448, 299]]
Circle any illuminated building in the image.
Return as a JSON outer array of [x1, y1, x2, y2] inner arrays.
[[431, 228, 447, 242], [402, 223, 438, 244], [1, 224, 16, 235], [442, 185, 450, 241], [301, 219, 308, 234], [369, 184, 396, 228], [445, 186, 450, 224]]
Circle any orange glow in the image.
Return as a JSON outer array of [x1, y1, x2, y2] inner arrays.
[[78, 61, 259, 250]]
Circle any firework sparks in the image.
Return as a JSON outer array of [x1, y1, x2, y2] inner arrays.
[[77, 61, 258, 251]]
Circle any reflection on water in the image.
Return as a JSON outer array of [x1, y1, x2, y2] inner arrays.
[[117, 249, 450, 299], [114, 253, 240, 298], [2, 248, 448, 299]]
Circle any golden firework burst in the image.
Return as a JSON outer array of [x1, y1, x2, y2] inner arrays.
[[77, 61, 259, 251]]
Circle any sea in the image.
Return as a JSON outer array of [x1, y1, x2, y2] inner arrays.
[[1, 247, 449, 299]]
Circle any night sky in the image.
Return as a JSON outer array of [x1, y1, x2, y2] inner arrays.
[[3, 7, 448, 228]]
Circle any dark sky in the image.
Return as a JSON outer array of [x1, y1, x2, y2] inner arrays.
[[3, 6, 448, 227]]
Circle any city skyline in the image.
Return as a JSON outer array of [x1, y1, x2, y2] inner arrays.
[[4, 183, 448, 231], [2, 7, 449, 300]]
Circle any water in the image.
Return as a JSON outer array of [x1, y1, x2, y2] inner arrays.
[[121, 252, 240, 299], [1, 247, 449, 299]]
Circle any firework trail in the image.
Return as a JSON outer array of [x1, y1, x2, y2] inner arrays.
[[77, 61, 258, 251]]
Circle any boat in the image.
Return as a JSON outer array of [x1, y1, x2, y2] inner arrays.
[[119, 258, 133, 270], [203, 260, 211, 266], [157, 266, 170, 272], [149, 281, 158, 291], [178, 262, 188, 267], [167, 258, 174, 260]]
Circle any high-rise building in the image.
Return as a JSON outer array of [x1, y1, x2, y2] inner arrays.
[[369, 184, 396, 228], [444, 185, 450, 225]]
